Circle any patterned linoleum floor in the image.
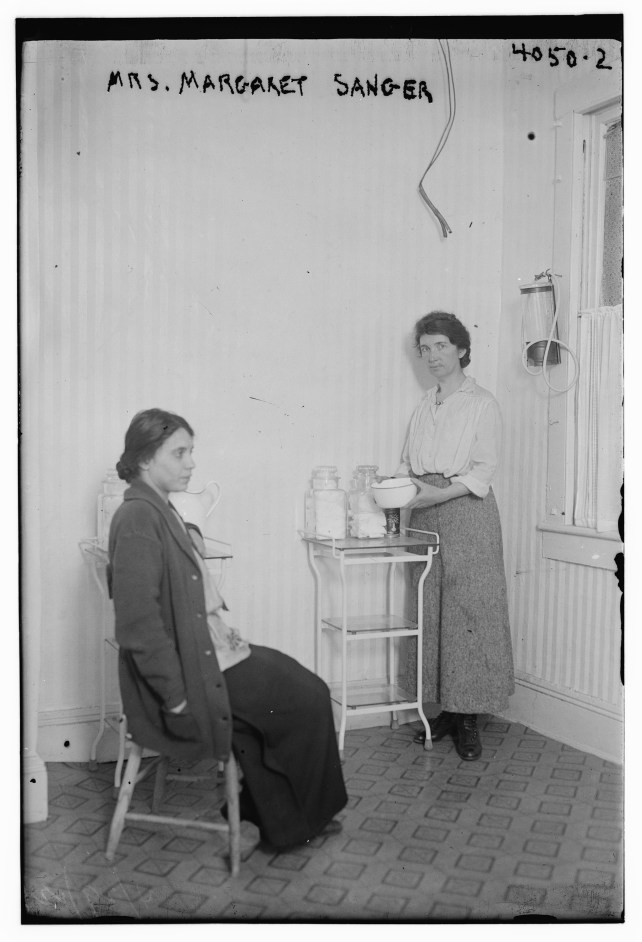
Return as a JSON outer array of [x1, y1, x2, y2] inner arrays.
[[23, 718, 623, 923]]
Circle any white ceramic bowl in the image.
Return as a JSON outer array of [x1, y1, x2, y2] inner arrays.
[[370, 477, 417, 509]]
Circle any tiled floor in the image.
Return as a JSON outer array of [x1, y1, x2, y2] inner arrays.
[[23, 718, 623, 922]]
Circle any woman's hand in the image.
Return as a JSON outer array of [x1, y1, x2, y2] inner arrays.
[[169, 699, 188, 714], [405, 478, 448, 510], [405, 478, 471, 510]]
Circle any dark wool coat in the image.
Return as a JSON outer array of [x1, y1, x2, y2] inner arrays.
[[108, 480, 232, 763]]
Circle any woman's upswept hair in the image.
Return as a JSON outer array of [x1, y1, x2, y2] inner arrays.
[[413, 311, 472, 368], [116, 408, 194, 483]]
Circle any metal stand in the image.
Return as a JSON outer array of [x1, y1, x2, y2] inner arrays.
[[303, 527, 439, 757]]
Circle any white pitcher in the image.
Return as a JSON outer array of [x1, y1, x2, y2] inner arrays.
[[171, 480, 221, 534]]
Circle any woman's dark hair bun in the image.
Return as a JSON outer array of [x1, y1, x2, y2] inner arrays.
[[116, 458, 136, 483]]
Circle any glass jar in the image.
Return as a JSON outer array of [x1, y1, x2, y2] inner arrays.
[[97, 469, 127, 549], [348, 464, 386, 538], [305, 465, 347, 539]]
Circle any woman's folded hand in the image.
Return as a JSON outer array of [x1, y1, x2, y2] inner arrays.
[[162, 704, 202, 742], [168, 699, 188, 714], [406, 478, 446, 509]]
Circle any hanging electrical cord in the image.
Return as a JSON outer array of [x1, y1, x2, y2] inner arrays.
[[521, 271, 579, 393], [418, 39, 456, 238]]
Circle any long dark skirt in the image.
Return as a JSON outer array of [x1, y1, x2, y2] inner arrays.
[[401, 474, 515, 714], [224, 644, 348, 849]]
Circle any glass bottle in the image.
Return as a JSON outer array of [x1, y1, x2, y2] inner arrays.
[[348, 464, 386, 538], [305, 465, 347, 539], [97, 469, 127, 549]]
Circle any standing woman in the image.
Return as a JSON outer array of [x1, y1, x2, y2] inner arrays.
[[108, 408, 347, 850], [398, 312, 514, 761]]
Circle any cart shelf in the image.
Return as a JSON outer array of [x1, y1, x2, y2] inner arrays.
[[322, 613, 418, 635], [329, 681, 417, 710]]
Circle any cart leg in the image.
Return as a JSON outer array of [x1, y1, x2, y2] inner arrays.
[[416, 704, 433, 750], [415, 549, 436, 751], [389, 634, 399, 730], [307, 542, 323, 676], [338, 555, 348, 757], [387, 563, 398, 730]]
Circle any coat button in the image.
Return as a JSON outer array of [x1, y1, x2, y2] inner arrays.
[[204, 649, 212, 656], [196, 613, 203, 619], [191, 574, 199, 581]]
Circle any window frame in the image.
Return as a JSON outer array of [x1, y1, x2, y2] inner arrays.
[[539, 68, 622, 570]]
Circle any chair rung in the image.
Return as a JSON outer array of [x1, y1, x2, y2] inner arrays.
[[133, 757, 163, 785], [165, 773, 213, 783], [125, 811, 229, 833]]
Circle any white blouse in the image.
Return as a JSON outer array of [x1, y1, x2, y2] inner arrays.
[[395, 376, 502, 499], [170, 505, 251, 672], [193, 552, 251, 673]]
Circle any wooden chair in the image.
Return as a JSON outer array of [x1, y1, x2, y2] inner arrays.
[[79, 536, 233, 787], [105, 739, 241, 877]]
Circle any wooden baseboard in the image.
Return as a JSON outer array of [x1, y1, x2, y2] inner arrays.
[[499, 674, 623, 765], [39, 675, 623, 766], [389, 676, 623, 765], [37, 705, 123, 763]]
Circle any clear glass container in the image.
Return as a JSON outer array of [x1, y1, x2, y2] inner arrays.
[[305, 465, 347, 539], [311, 465, 339, 489], [348, 464, 386, 538], [97, 469, 127, 549]]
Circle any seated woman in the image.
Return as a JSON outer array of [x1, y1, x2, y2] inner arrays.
[[108, 408, 347, 851]]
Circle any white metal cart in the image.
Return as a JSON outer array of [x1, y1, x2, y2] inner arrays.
[[302, 527, 439, 757]]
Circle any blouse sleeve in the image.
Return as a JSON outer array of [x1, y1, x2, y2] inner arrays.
[[451, 398, 503, 498]]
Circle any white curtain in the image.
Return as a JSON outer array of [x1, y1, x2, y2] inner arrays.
[[573, 304, 623, 532]]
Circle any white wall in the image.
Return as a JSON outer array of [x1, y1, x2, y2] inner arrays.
[[23, 38, 506, 762]]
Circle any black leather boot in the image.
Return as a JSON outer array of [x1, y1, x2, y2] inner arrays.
[[414, 710, 457, 744], [455, 713, 482, 760]]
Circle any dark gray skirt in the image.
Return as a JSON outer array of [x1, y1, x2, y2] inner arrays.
[[401, 474, 515, 714]]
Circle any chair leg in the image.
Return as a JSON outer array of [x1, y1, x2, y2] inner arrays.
[[105, 742, 142, 861], [152, 757, 170, 813], [224, 753, 241, 877], [114, 715, 128, 789]]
